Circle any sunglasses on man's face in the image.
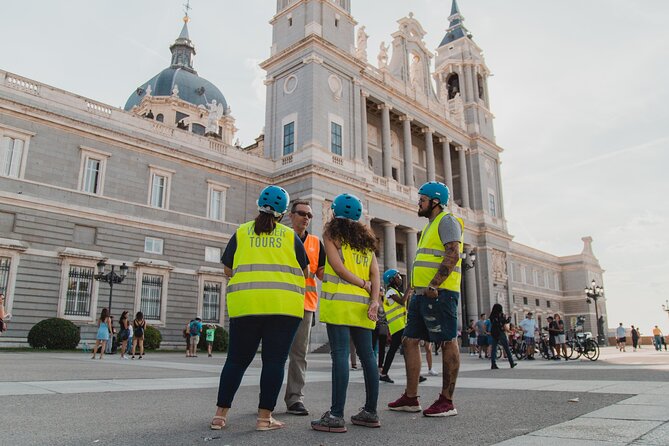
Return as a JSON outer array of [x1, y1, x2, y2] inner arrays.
[[293, 210, 313, 219]]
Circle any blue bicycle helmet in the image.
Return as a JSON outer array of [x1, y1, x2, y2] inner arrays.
[[418, 181, 450, 206], [257, 185, 290, 216], [331, 193, 363, 221], [383, 269, 401, 286]]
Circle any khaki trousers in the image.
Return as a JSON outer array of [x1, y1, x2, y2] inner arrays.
[[284, 310, 314, 407]]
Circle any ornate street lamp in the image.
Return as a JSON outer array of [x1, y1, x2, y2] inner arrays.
[[461, 249, 477, 271], [585, 279, 605, 346], [95, 260, 128, 313]]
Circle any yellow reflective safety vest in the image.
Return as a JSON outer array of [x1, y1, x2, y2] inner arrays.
[[227, 221, 306, 318], [411, 211, 464, 292], [383, 287, 407, 335], [320, 244, 375, 330]]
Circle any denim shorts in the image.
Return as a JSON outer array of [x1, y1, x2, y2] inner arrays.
[[404, 289, 459, 342]]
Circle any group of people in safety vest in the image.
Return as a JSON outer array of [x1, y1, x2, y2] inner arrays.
[[209, 180, 464, 433]]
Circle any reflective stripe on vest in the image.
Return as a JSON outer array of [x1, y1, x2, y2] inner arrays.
[[227, 221, 305, 318], [411, 211, 464, 292], [320, 244, 375, 330], [303, 234, 321, 312], [383, 287, 407, 335]]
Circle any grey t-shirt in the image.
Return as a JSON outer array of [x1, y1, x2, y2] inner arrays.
[[423, 212, 462, 245]]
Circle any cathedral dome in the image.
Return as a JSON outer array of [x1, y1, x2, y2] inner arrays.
[[123, 20, 227, 111]]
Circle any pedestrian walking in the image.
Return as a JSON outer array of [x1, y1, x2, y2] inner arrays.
[[466, 320, 477, 356], [554, 314, 567, 360], [184, 319, 193, 357], [91, 308, 111, 360], [652, 326, 663, 351], [476, 314, 489, 358], [311, 193, 381, 433], [131, 312, 146, 359], [284, 199, 325, 416], [519, 313, 537, 360], [631, 325, 639, 351], [379, 269, 409, 384], [206, 325, 215, 357], [616, 323, 626, 352], [118, 311, 130, 359], [489, 304, 516, 369], [210, 185, 309, 431], [188, 317, 202, 357], [388, 181, 464, 418]]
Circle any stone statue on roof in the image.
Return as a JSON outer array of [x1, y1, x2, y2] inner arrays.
[[355, 26, 368, 61], [378, 41, 389, 69], [201, 99, 224, 134]]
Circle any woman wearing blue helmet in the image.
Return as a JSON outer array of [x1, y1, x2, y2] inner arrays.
[[211, 185, 310, 432], [312, 193, 382, 433]]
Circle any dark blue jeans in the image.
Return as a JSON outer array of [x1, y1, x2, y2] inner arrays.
[[491, 334, 515, 367], [327, 324, 378, 418], [216, 315, 301, 411]]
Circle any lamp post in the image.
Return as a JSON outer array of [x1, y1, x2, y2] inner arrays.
[[460, 249, 476, 346], [585, 279, 605, 346], [94, 260, 128, 314]]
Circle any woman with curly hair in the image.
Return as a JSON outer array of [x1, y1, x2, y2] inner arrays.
[[311, 193, 381, 433]]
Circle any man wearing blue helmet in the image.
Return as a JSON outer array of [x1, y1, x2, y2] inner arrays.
[[389, 181, 464, 418], [379, 269, 410, 384]]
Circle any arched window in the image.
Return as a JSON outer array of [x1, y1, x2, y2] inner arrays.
[[446, 74, 460, 100], [156, 114, 164, 123]]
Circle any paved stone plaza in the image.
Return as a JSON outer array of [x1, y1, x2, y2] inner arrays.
[[1, 347, 668, 445]]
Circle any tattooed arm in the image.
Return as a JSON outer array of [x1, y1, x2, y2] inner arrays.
[[425, 241, 461, 298]]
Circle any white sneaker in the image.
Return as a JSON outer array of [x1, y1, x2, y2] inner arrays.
[[428, 369, 439, 376]]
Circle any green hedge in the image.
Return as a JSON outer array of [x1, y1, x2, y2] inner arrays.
[[197, 325, 229, 352], [28, 318, 80, 350], [143, 325, 162, 350]]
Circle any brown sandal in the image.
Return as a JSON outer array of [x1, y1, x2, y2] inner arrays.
[[210, 415, 227, 430], [256, 416, 285, 431]]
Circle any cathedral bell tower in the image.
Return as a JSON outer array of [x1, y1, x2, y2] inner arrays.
[[434, 0, 494, 141]]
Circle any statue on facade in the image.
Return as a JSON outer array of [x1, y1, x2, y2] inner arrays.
[[378, 41, 389, 69], [355, 26, 368, 61], [145, 84, 152, 97], [410, 53, 423, 92], [200, 99, 224, 135]]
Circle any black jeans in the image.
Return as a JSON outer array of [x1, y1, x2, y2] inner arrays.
[[491, 334, 514, 367], [372, 328, 389, 368], [216, 315, 301, 411], [381, 329, 404, 375]]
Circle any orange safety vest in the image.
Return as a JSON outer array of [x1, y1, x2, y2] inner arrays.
[[303, 234, 321, 312]]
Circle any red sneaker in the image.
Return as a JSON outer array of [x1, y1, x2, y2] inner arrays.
[[388, 393, 422, 412], [422, 394, 457, 417]]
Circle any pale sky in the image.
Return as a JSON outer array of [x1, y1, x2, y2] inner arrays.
[[2, 1, 668, 335]]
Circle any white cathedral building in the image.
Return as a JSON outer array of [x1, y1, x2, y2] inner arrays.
[[0, 0, 606, 348]]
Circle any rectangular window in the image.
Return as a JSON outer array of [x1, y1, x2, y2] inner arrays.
[[202, 281, 221, 322], [140, 274, 163, 320], [144, 237, 164, 255], [283, 122, 295, 155], [150, 173, 167, 208], [395, 243, 405, 263], [547, 300, 551, 308], [208, 189, 225, 221], [331, 122, 342, 156], [82, 157, 102, 194], [64, 266, 94, 317], [205, 247, 221, 263], [535, 298, 540, 307], [488, 192, 497, 217], [0, 257, 11, 294], [523, 297, 528, 305], [1, 136, 24, 178]]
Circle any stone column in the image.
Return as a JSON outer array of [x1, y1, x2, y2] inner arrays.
[[380, 104, 392, 178], [464, 248, 479, 325], [405, 228, 418, 285], [482, 74, 491, 108], [400, 115, 414, 187], [440, 137, 453, 193], [303, 194, 325, 238], [456, 145, 470, 208], [360, 91, 369, 166], [464, 65, 475, 103], [383, 222, 397, 271], [423, 127, 435, 182]]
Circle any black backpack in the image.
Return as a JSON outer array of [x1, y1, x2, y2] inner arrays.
[[134, 322, 144, 337]]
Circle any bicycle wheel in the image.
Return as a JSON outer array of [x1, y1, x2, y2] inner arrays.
[[515, 341, 526, 360], [569, 340, 582, 359], [563, 340, 574, 359], [495, 344, 503, 360], [539, 341, 550, 359], [584, 339, 600, 361]]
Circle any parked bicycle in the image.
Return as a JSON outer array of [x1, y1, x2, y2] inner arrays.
[[565, 329, 599, 361]]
